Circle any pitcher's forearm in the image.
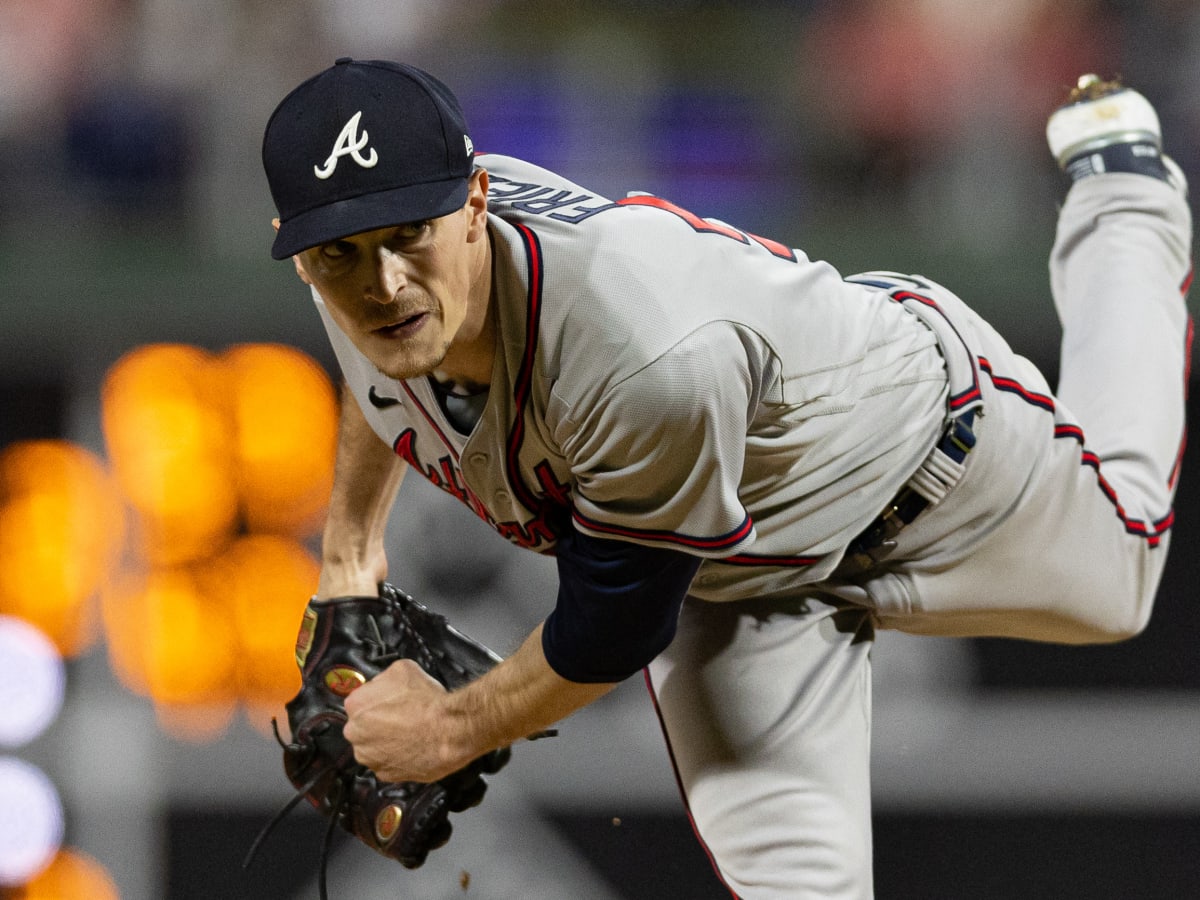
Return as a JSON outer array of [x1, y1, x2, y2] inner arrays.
[[442, 624, 617, 765], [317, 383, 407, 599], [344, 622, 618, 782]]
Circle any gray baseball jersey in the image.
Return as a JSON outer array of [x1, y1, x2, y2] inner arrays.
[[316, 154, 974, 593]]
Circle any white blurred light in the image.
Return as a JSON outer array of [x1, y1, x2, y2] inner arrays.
[[0, 616, 66, 747], [0, 757, 64, 885]]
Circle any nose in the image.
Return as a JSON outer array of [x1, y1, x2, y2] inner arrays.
[[364, 247, 407, 305]]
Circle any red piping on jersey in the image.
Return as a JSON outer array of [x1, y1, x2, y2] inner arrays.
[[1167, 264, 1193, 489], [396, 380, 462, 461], [1053, 423, 1085, 444], [977, 357, 1055, 411], [1084, 450, 1174, 543], [719, 552, 823, 567], [888, 290, 983, 410], [505, 222, 555, 517], [1052, 426, 1175, 545], [983, 271, 1192, 542], [994, 364, 1174, 547], [642, 669, 744, 900], [573, 507, 755, 552]]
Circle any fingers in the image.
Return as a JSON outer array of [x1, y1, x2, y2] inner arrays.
[[343, 659, 434, 714], [342, 659, 451, 781]]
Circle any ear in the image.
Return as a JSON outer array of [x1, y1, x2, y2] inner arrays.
[[273, 217, 313, 285], [465, 169, 490, 242]]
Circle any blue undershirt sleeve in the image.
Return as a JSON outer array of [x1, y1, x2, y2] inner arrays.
[[542, 527, 704, 683]]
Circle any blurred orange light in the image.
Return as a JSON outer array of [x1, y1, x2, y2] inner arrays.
[[98, 571, 152, 698], [101, 344, 238, 565], [153, 700, 238, 744], [94, 342, 339, 740], [11, 847, 120, 900], [201, 534, 316, 724], [100, 567, 237, 722], [0, 441, 124, 656], [222, 343, 337, 538]]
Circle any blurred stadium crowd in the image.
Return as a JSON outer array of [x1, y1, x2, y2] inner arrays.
[[2, 0, 1199, 247]]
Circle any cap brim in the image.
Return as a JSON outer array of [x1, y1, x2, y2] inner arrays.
[[271, 177, 469, 259]]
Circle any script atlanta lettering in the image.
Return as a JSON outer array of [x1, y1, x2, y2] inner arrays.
[[393, 429, 566, 551]]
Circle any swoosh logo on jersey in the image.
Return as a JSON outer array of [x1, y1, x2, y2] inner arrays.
[[368, 385, 402, 409]]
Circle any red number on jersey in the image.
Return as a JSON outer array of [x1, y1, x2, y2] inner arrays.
[[615, 194, 796, 262]]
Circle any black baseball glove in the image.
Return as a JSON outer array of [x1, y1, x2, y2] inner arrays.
[[246, 582, 522, 898]]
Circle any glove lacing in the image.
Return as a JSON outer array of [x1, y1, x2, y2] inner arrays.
[[318, 778, 349, 900], [242, 719, 349, 900], [241, 609, 419, 897]]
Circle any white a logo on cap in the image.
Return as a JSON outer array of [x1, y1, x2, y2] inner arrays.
[[314, 111, 378, 179]]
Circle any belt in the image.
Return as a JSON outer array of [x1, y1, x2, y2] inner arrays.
[[834, 409, 977, 577]]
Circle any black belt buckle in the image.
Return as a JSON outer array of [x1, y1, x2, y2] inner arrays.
[[836, 488, 927, 575], [833, 410, 976, 578]]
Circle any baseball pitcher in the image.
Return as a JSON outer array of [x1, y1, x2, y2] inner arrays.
[[255, 60, 1191, 899]]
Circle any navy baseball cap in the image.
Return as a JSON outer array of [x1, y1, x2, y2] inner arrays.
[[263, 57, 474, 260]]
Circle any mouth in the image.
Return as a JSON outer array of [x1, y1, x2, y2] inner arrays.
[[372, 311, 429, 338]]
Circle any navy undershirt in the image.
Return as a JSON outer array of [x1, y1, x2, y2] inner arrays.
[[543, 526, 703, 683], [429, 376, 489, 435]]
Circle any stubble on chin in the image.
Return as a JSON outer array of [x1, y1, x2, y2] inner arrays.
[[370, 341, 452, 384]]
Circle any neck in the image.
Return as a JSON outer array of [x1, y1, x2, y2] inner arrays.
[[435, 226, 495, 388]]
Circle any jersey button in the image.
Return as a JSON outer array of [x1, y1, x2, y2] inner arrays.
[[468, 452, 489, 466], [494, 490, 511, 505]]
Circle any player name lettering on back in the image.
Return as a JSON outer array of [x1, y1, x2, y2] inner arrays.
[[488, 173, 798, 262], [487, 175, 617, 223]]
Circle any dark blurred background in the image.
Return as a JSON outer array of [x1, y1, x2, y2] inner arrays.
[[1, 1, 1198, 898]]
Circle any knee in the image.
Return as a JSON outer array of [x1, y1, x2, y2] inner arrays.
[[704, 812, 874, 900], [1066, 581, 1156, 644], [1084, 597, 1154, 644]]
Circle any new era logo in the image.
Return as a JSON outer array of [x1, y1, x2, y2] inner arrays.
[[314, 110, 378, 179]]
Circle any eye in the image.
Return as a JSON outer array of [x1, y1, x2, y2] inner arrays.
[[320, 239, 357, 259], [393, 221, 430, 241]]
